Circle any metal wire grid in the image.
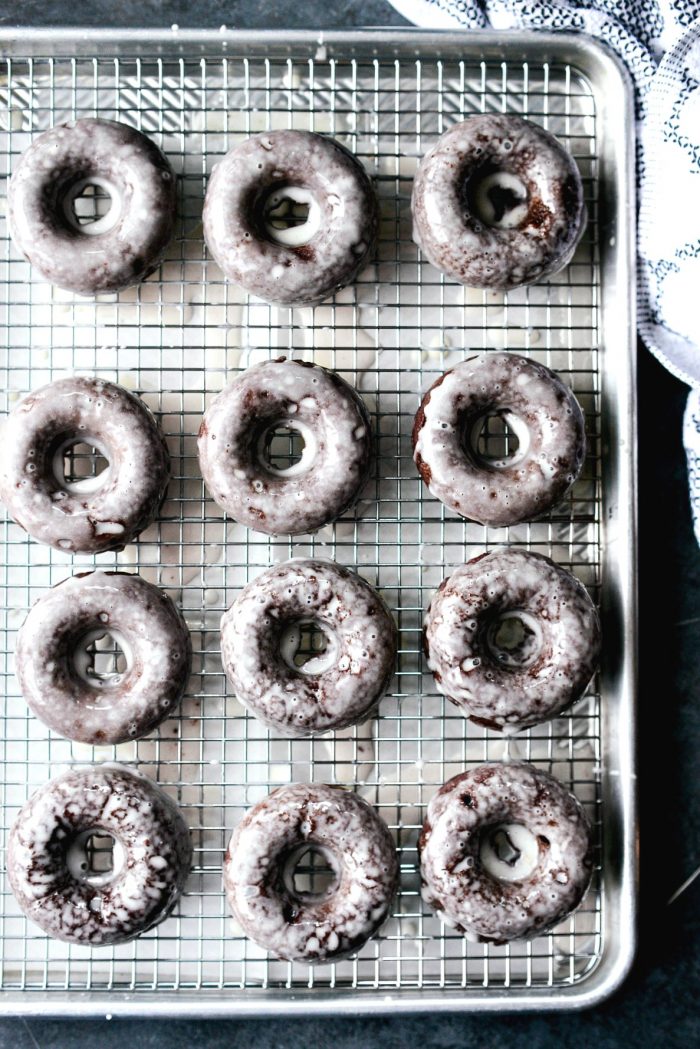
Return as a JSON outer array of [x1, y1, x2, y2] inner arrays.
[[0, 48, 603, 998]]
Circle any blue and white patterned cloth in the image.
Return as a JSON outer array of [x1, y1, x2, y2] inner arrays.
[[389, 0, 700, 541]]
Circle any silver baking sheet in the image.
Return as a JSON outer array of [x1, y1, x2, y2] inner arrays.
[[0, 28, 637, 1015]]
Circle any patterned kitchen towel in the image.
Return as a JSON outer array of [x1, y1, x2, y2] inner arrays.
[[388, 0, 700, 542]]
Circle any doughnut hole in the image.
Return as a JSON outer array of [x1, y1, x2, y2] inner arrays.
[[62, 176, 122, 236], [483, 610, 543, 669], [464, 410, 530, 471], [479, 822, 539, 882], [58, 437, 110, 492], [256, 417, 318, 479], [282, 843, 339, 901], [464, 165, 530, 230], [72, 628, 132, 689], [261, 424, 304, 471], [279, 619, 339, 676], [260, 183, 321, 247], [66, 828, 125, 887]]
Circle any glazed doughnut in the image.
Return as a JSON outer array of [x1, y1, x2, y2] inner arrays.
[[8, 118, 176, 295], [221, 558, 397, 737], [203, 129, 377, 306], [198, 358, 371, 536], [413, 353, 586, 527], [424, 548, 600, 731], [0, 376, 170, 554], [225, 783, 398, 962], [16, 571, 191, 745], [419, 763, 593, 943], [411, 114, 585, 290], [7, 765, 191, 946]]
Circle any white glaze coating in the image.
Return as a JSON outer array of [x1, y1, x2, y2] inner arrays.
[[423, 548, 600, 731], [203, 130, 377, 307], [411, 114, 586, 290], [413, 353, 586, 527], [224, 783, 398, 963], [7, 765, 192, 946], [198, 359, 371, 536], [0, 376, 170, 553], [8, 118, 176, 295], [16, 571, 191, 745], [419, 763, 593, 942], [221, 558, 397, 738]]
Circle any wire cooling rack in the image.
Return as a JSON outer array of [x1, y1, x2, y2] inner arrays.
[[0, 30, 636, 1015]]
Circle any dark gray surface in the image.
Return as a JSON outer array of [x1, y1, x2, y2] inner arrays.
[[0, 1, 410, 29], [1, 3, 699, 1047]]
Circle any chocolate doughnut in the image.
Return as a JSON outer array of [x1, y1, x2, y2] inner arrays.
[[423, 548, 600, 731], [0, 376, 170, 553], [203, 130, 377, 306], [198, 358, 371, 536], [411, 114, 585, 290], [7, 765, 191, 945], [413, 353, 586, 527], [419, 763, 593, 943], [8, 118, 176, 295], [221, 558, 397, 738], [225, 783, 398, 962], [16, 571, 191, 745]]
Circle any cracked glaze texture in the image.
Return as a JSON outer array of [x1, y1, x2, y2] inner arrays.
[[221, 558, 397, 737], [8, 765, 192, 946], [16, 571, 191, 745], [225, 783, 398, 963], [411, 114, 585, 290], [198, 358, 372, 536], [0, 376, 171, 553], [8, 118, 176, 295], [423, 548, 601, 731], [203, 129, 377, 306], [419, 763, 593, 943], [413, 353, 586, 527]]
